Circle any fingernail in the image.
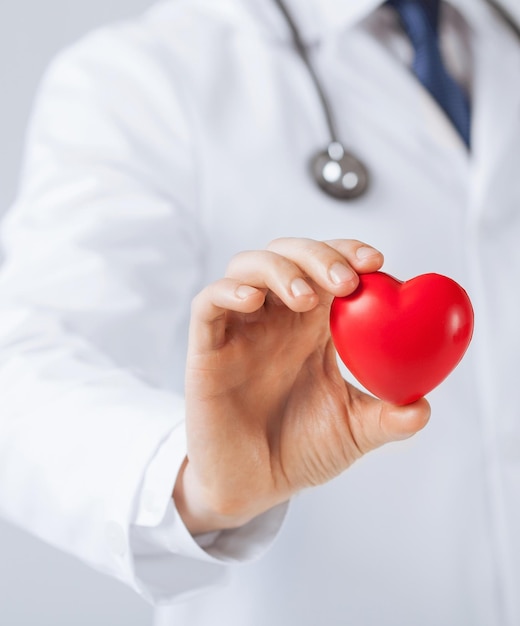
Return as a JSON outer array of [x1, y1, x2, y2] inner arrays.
[[356, 246, 379, 261], [291, 278, 315, 297], [329, 262, 355, 285], [236, 285, 258, 299]]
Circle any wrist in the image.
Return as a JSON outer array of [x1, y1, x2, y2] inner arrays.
[[173, 459, 254, 535]]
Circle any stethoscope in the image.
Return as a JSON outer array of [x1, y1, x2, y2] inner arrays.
[[273, 0, 520, 201]]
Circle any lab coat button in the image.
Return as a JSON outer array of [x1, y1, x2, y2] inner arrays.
[[105, 521, 126, 557]]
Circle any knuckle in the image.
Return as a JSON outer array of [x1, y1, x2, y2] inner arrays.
[[266, 236, 303, 252], [227, 249, 286, 278], [326, 238, 361, 250], [191, 285, 212, 312], [266, 237, 288, 251], [268, 237, 328, 266], [302, 241, 328, 260], [226, 251, 249, 275], [349, 239, 366, 250], [191, 280, 223, 311]]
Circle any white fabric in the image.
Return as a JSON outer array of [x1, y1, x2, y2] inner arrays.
[[0, 0, 519, 624]]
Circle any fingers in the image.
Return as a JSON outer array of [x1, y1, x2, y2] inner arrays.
[[190, 238, 383, 353], [267, 238, 383, 287], [324, 239, 384, 274], [226, 238, 383, 304], [226, 250, 320, 312], [190, 278, 266, 352]]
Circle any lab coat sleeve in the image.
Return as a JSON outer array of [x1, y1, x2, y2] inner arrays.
[[0, 21, 287, 604]]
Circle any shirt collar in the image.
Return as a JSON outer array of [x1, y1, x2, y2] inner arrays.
[[243, 0, 498, 44]]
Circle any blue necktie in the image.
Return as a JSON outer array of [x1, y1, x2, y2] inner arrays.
[[387, 0, 471, 147]]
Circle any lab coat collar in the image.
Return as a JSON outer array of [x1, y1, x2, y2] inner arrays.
[[260, 0, 496, 44], [222, 0, 520, 179], [217, 1, 515, 47], [279, 0, 381, 44]]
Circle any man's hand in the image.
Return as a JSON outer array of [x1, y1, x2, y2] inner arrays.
[[174, 238, 430, 534]]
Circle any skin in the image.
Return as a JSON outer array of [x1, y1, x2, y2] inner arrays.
[[174, 238, 431, 535]]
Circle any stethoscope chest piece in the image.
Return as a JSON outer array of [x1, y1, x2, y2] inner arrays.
[[311, 142, 369, 200], [275, 0, 518, 203]]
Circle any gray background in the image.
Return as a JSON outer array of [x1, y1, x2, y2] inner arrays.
[[0, 4, 155, 624], [1, 0, 520, 625]]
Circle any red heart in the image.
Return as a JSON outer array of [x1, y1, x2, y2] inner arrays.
[[329, 272, 474, 405]]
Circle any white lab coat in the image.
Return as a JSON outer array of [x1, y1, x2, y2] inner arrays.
[[0, 0, 519, 624]]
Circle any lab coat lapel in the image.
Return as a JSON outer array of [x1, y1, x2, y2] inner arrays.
[[471, 9, 520, 207]]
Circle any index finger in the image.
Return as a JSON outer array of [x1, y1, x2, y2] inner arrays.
[[266, 237, 384, 297]]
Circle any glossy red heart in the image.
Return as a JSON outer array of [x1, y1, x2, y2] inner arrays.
[[330, 272, 474, 405]]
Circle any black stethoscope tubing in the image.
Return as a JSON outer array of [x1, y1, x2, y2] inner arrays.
[[273, 0, 520, 202]]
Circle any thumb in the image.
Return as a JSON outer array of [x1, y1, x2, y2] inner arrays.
[[348, 386, 431, 454]]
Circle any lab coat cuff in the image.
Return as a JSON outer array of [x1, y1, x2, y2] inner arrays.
[[131, 423, 290, 565], [136, 497, 289, 565], [200, 499, 290, 563], [133, 418, 187, 528]]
